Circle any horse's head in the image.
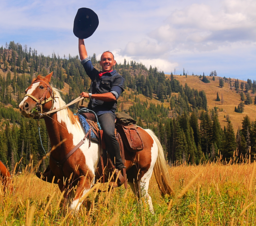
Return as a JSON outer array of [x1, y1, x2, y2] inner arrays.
[[19, 72, 54, 118]]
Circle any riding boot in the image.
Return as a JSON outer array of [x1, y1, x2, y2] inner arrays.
[[107, 156, 126, 187], [114, 168, 126, 186], [114, 147, 125, 170], [36, 165, 58, 184]]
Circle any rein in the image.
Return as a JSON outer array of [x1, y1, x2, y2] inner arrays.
[[40, 96, 84, 116], [38, 121, 47, 154]]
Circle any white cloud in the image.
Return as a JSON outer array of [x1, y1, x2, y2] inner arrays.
[[112, 49, 178, 73], [129, 0, 256, 57], [123, 38, 168, 57]]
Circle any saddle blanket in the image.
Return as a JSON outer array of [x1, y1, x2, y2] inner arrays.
[[78, 114, 98, 142]]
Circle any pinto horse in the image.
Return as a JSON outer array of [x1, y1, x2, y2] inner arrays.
[[19, 72, 173, 213], [0, 160, 13, 193]]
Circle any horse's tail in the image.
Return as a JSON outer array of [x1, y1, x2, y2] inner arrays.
[[146, 129, 174, 196], [0, 160, 13, 193]]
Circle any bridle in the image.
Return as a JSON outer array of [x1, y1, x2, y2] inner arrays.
[[25, 79, 55, 117], [24, 79, 84, 119]]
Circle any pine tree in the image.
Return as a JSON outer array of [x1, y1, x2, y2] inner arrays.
[[245, 93, 252, 105], [200, 112, 213, 155], [251, 121, 256, 161], [202, 75, 210, 83], [242, 115, 251, 140], [236, 129, 247, 160], [173, 120, 185, 163], [186, 126, 196, 163], [221, 121, 236, 159], [190, 111, 200, 147], [195, 143, 205, 164], [241, 115, 251, 157], [212, 115, 222, 149], [216, 92, 220, 101], [219, 78, 224, 88], [0, 131, 8, 164], [240, 92, 245, 101], [165, 119, 171, 159], [235, 79, 240, 92], [18, 119, 26, 168]]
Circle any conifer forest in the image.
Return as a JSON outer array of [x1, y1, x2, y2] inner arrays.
[[0, 41, 256, 171]]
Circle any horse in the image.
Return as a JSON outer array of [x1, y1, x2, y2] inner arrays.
[[19, 72, 173, 213], [0, 160, 13, 193]]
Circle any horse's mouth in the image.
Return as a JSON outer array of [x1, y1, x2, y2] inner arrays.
[[20, 109, 34, 118], [20, 105, 41, 118]]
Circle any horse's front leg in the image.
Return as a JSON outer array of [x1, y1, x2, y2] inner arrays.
[[69, 175, 93, 212], [56, 177, 72, 208]]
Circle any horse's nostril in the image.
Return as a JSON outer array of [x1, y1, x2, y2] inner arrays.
[[24, 102, 29, 108]]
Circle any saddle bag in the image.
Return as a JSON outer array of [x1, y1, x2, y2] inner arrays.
[[117, 124, 144, 152]]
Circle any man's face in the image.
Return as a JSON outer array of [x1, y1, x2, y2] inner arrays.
[[100, 52, 116, 72]]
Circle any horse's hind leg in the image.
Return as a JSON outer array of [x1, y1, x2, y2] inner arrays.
[[129, 168, 155, 214], [139, 169, 154, 214]]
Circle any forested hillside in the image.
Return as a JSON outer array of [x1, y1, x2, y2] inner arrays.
[[0, 41, 255, 170], [174, 74, 256, 131]]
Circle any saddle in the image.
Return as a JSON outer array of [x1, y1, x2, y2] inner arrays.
[[78, 111, 144, 188], [78, 111, 144, 152]]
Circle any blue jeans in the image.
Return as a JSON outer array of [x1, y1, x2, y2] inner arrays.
[[98, 113, 124, 169]]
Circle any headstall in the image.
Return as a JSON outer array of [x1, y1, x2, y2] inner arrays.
[[25, 79, 55, 117]]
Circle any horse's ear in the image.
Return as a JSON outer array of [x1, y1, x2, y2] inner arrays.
[[45, 72, 53, 83]]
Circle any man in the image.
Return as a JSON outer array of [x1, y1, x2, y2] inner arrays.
[[79, 39, 125, 184]]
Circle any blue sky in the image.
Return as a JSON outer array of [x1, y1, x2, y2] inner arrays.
[[0, 0, 255, 80]]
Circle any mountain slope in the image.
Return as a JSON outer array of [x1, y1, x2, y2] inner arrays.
[[173, 75, 256, 131]]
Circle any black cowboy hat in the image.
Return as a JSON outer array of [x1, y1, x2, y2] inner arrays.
[[73, 8, 99, 39]]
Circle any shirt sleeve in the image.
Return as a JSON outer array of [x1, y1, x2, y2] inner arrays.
[[111, 76, 125, 99], [81, 58, 99, 80]]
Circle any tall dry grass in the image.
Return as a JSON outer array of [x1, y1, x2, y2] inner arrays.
[[1, 160, 256, 225]]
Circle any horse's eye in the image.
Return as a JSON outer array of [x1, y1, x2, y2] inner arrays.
[[39, 85, 44, 89]]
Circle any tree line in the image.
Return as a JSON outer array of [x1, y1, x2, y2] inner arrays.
[[0, 41, 255, 169]]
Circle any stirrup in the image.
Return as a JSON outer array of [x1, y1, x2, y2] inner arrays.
[[109, 168, 126, 188]]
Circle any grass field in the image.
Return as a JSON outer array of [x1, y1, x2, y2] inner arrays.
[[1, 161, 256, 225]]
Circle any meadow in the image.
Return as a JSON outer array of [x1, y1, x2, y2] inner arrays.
[[1, 160, 256, 225]]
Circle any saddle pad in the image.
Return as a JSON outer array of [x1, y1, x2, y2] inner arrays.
[[78, 114, 99, 142]]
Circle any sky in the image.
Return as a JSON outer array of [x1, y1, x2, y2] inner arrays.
[[0, 0, 255, 80]]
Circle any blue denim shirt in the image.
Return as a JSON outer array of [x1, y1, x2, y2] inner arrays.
[[81, 58, 124, 115]]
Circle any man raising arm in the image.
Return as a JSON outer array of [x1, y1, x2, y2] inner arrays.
[[79, 39, 125, 185]]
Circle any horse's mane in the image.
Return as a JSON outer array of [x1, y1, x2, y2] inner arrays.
[[52, 87, 78, 125]]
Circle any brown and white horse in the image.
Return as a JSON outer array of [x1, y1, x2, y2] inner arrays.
[[19, 72, 173, 213], [0, 160, 13, 193]]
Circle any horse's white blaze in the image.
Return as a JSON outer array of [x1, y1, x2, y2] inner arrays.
[[19, 82, 40, 108], [53, 88, 100, 176]]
